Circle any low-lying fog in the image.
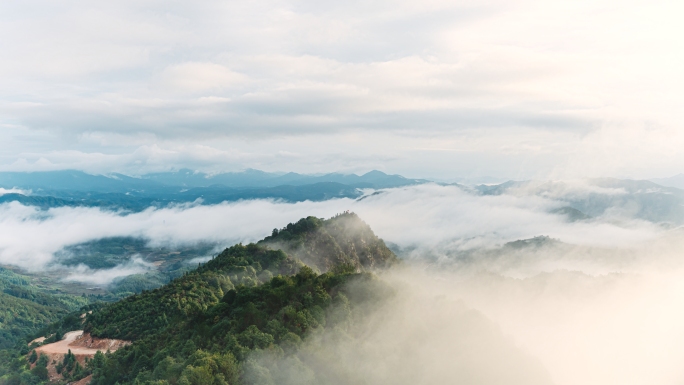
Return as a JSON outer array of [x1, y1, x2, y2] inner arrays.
[[2, 183, 684, 384], [0, 183, 665, 274], [258, 262, 684, 385]]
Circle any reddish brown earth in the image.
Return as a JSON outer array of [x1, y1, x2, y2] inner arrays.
[[29, 336, 46, 345], [32, 330, 130, 383], [68, 331, 130, 351], [70, 374, 93, 385]]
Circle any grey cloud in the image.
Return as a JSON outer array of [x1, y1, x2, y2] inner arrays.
[[0, 0, 596, 141], [6, 94, 594, 143], [2, 0, 684, 178]]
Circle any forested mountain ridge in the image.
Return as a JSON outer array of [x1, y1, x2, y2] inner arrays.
[[84, 213, 396, 342], [0, 212, 397, 385], [259, 214, 397, 273], [84, 244, 303, 341]]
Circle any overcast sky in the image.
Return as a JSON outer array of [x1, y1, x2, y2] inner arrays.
[[1, 0, 683, 179]]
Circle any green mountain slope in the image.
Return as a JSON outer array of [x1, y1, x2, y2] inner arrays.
[[0, 267, 90, 349], [0, 213, 555, 385], [84, 213, 396, 341], [73, 213, 397, 385], [0, 293, 69, 350], [0, 267, 93, 383]]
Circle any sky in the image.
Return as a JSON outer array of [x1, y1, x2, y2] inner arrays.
[[1, 0, 683, 179]]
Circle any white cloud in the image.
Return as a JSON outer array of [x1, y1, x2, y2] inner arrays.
[[61, 257, 152, 286], [1, 0, 684, 177], [0, 184, 664, 274], [154, 62, 247, 93], [0, 187, 29, 196]]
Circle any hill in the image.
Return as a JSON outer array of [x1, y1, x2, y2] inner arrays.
[[0, 182, 364, 212], [472, 178, 684, 224], [0, 267, 95, 382], [0, 267, 91, 349], [84, 213, 396, 342], [0, 213, 397, 384], [650, 173, 684, 189], [0, 213, 558, 385]]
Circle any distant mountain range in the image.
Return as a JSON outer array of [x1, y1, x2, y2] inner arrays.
[[0, 169, 428, 210], [5, 169, 684, 225], [142, 169, 430, 189], [650, 174, 684, 189], [0, 169, 427, 193], [468, 177, 684, 224]]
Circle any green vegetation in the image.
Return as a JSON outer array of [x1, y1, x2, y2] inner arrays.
[[55, 237, 216, 271], [0, 235, 220, 384], [0, 267, 96, 384], [261, 214, 397, 272], [0, 293, 69, 349], [86, 244, 302, 341], [88, 267, 391, 385], [0, 212, 398, 385], [0, 267, 91, 349], [54, 237, 209, 297]]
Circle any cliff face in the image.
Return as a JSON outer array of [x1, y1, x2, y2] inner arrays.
[[67, 331, 131, 351]]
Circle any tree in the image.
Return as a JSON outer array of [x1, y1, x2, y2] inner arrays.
[[30, 364, 48, 381], [28, 350, 37, 364]]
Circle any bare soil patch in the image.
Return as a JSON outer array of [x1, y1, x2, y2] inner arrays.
[[35, 330, 130, 356], [32, 330, 130, 383]]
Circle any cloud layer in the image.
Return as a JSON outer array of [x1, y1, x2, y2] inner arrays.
[[2, 0, 684, 177], [0, 184, 665, 274]]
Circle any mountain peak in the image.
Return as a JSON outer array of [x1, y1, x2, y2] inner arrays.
[[361, 170, 389, 177], [260, 213, 398, 272]]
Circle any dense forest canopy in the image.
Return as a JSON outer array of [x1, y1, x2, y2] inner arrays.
[[0, 212, 399, 385]]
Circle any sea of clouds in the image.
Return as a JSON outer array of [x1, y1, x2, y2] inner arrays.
[[2, 183, 684, 384], [0, 183, 665, 271]]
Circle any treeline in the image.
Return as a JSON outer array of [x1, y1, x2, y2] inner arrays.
[[88, 267, 392, 385]]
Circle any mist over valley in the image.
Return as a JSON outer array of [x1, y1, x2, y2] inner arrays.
[[2, 170, 684, 383]]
